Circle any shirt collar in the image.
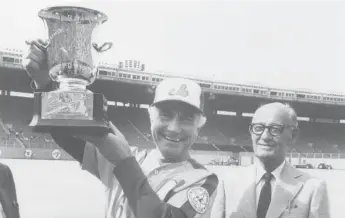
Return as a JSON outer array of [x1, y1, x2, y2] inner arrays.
[[255, 159, 286, 184]]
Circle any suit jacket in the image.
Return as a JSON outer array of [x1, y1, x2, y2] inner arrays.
[[211, 163, 330, 218], [0, 163, 20, 218]]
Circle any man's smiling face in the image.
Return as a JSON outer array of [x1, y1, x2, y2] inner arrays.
[[250, 103, 298, 164], [150, 101, 201, 162]]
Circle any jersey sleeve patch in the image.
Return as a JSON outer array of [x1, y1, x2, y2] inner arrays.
[[181, 174, 219, 217], [187, 186, 210, 214]]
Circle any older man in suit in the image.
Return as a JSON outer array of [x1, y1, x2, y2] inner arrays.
[[0, 162, 20, 218], [212, 102, 330, 218]]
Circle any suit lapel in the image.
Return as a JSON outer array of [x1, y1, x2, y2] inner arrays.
[[0, 171, 9, 218], [237, 166, 257, 218], [265, 163, 304, 218]]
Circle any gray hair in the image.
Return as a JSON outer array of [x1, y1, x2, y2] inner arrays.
[[256, 102, 299, 128]]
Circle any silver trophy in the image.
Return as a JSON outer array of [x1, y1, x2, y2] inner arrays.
[[29, 6, 112, 134]]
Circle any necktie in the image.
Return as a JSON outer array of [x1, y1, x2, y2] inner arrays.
[[257, 172, 273, 218]]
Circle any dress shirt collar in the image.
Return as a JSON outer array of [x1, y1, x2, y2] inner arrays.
[[255, 159, 285, 184]]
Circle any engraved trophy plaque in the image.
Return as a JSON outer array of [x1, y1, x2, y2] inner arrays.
[[29, 6, 112, 135]]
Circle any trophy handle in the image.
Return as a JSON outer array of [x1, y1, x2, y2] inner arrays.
[[92, 42, 113, 53]]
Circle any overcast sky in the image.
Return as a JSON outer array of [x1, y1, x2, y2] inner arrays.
[[1, 0, 345, 94]]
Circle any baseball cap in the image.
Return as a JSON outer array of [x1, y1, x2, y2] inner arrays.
[[152, 78, 204, 114]]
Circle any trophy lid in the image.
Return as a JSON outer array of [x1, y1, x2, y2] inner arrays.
[[38, 6, 108, 24]]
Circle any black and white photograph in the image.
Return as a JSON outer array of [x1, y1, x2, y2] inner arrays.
[[0, 0, 343, 217]]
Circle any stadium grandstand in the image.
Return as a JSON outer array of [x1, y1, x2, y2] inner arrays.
[[1, 47, 345, 168]]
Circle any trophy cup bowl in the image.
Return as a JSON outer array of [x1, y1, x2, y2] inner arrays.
[[29, 6, 113, 135]]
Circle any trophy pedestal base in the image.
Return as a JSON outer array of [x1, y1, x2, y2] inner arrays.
[[30, 91, 110, 136]]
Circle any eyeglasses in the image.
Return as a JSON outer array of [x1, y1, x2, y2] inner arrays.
[[249, 123, 296, 137]]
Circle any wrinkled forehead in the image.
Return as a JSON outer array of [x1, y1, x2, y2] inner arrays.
[[252, 105, 294, 126], [155, 101, 200, 117]]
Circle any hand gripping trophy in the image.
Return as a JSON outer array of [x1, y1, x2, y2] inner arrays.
[[29, 6, 112, 135]]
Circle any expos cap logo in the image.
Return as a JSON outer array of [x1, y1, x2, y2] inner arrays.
[[52, 149, 62, 160], [168, 84, 189, 97]]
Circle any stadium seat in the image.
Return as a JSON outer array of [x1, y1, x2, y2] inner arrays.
[[1, 95, 345, 155]]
